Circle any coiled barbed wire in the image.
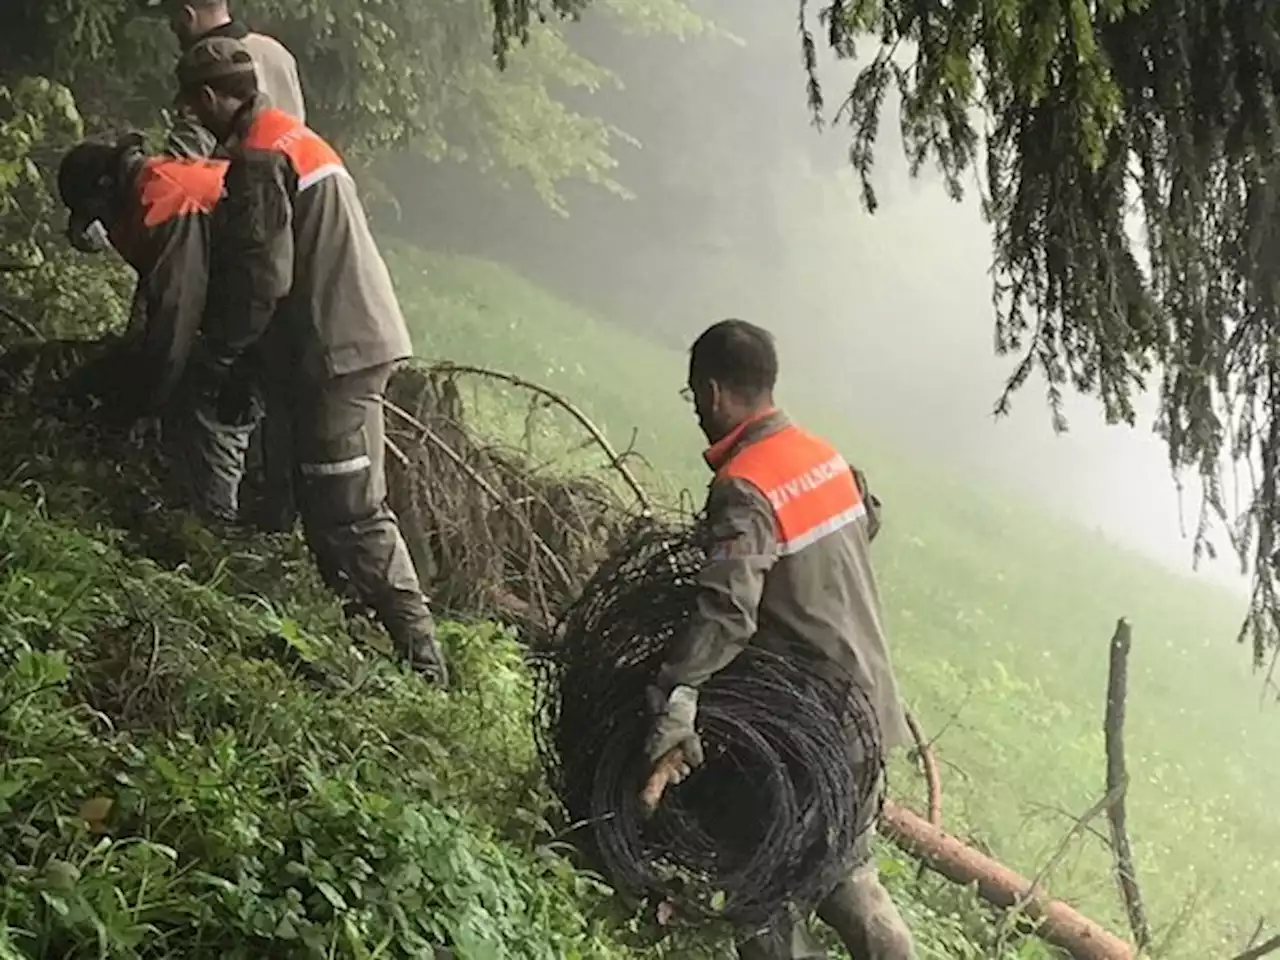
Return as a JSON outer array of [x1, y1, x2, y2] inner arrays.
[[533, 518, 885, 934]]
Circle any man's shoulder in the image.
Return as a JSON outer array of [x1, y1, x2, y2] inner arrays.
[[243, 31, 300, 64], [707, 473, 773, 516]]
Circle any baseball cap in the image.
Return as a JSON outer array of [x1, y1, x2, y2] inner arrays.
[[176, 35, 257, 89]]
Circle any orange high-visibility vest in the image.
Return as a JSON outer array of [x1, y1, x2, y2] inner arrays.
[[109, 156, 226, 269], [718, 424, 866, 556], [239, 107, 346, 193]]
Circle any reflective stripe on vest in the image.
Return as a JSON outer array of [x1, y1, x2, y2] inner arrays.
[[718, 424, 865, 556], [239, 107, 347, 192]]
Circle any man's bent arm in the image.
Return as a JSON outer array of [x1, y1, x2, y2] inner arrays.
[[203, 153, 294, 370], [165, 112, 219, 160], [656, 479, 778, 691], [134, 212, 210, 408]]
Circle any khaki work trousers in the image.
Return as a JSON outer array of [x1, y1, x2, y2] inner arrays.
[[286, 362, 435, 648], [735, 826, 916, 960]]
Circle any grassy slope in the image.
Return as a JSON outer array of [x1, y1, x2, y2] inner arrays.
[[3, 243, 1275, 959], [390, 245, 1280, 959]]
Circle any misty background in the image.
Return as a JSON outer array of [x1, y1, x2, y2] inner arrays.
[[380, 0, 1242, 592]]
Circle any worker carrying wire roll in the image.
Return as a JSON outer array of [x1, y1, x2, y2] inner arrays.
[[643, 318, 918, 959]]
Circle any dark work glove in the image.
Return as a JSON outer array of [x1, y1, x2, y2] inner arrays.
[[215, 373, 260, 428], [184, 351, 231, 409], [184, 342, 262, 427]]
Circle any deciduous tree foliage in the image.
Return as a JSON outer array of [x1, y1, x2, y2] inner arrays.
[[492, 0, 1280, 662], [0, 0, 705, 340], [0, 0, 703, 200]]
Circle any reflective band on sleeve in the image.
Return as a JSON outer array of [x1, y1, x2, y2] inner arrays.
[[776, 501, 866, 556], [298, 163, 347, 192], [299, 454, 371, 477]]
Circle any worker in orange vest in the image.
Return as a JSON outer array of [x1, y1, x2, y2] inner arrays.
[[140, 0, 311, 535], [169, 36, 448, 686], [645, 319, 917, 959], [55, 135, 259, 523]]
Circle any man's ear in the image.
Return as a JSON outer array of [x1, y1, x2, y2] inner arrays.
[[191, 85, 215, 115], [707, 379, 722, 409]]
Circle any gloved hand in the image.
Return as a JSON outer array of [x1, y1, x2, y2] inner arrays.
[[214, 372, 260, 428], [644, 683, 704, 785], [184, 351, 259, 427], [184, 351, 231, 409]]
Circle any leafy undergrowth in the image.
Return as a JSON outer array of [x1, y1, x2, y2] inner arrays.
[[0, 487, 649, 958], [388, 243, 1280, 957], [0, 402, 1054, 957]]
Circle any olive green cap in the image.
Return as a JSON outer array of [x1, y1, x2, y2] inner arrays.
[[175, 35, 256, 89]]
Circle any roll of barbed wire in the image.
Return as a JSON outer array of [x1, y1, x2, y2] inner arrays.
[[533, 518, 885, 936]]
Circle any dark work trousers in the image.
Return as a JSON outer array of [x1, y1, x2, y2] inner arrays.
[[735, 772, 917, 960], [162, 392, 256, 524], [254, 395, 301, 533], [289, 361, 436, 649]]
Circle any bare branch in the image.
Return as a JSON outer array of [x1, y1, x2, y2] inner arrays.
[[422, 361, 654, 515], [0, 305, 42, 341], [1104, 618, 1152, 951], [382, 397, 576, 595], [1232, 934, 1280, 960], [902, 708, 942, 826]]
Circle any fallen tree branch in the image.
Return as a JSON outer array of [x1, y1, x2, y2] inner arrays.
[[880, 801, 1135, 960], [382, 398, 576, 596], [903, 708, 942, 826], [0, 304, 42, 341], [1104, 618, 1152, 951], [426, 361, 654, 516]]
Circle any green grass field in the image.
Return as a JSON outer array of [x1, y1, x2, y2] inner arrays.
[[389, 244, 1280, 959]]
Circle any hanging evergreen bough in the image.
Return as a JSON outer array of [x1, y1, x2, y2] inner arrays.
[[486, 0, 1280, 664], [803, 0, 1280, 665], [533, 518, 884, 936]]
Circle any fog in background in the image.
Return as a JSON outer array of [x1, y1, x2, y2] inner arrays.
[[388, 0, 1247, 593]]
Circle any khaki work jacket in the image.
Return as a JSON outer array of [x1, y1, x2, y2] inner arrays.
[[64, 156, 227, 417], [657, 410, 911, 750], [201, 96, 413, 385]]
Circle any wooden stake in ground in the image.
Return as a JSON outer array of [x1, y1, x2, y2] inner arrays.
[[1104, 618, 1152, 952]]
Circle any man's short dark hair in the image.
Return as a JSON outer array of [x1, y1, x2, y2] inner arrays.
[[689, 319, 778, 398]]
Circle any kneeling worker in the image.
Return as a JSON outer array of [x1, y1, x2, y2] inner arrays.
[[55, 134, 256, 523], [644, 319, 917, 958], [172, 35, 448, 685]]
